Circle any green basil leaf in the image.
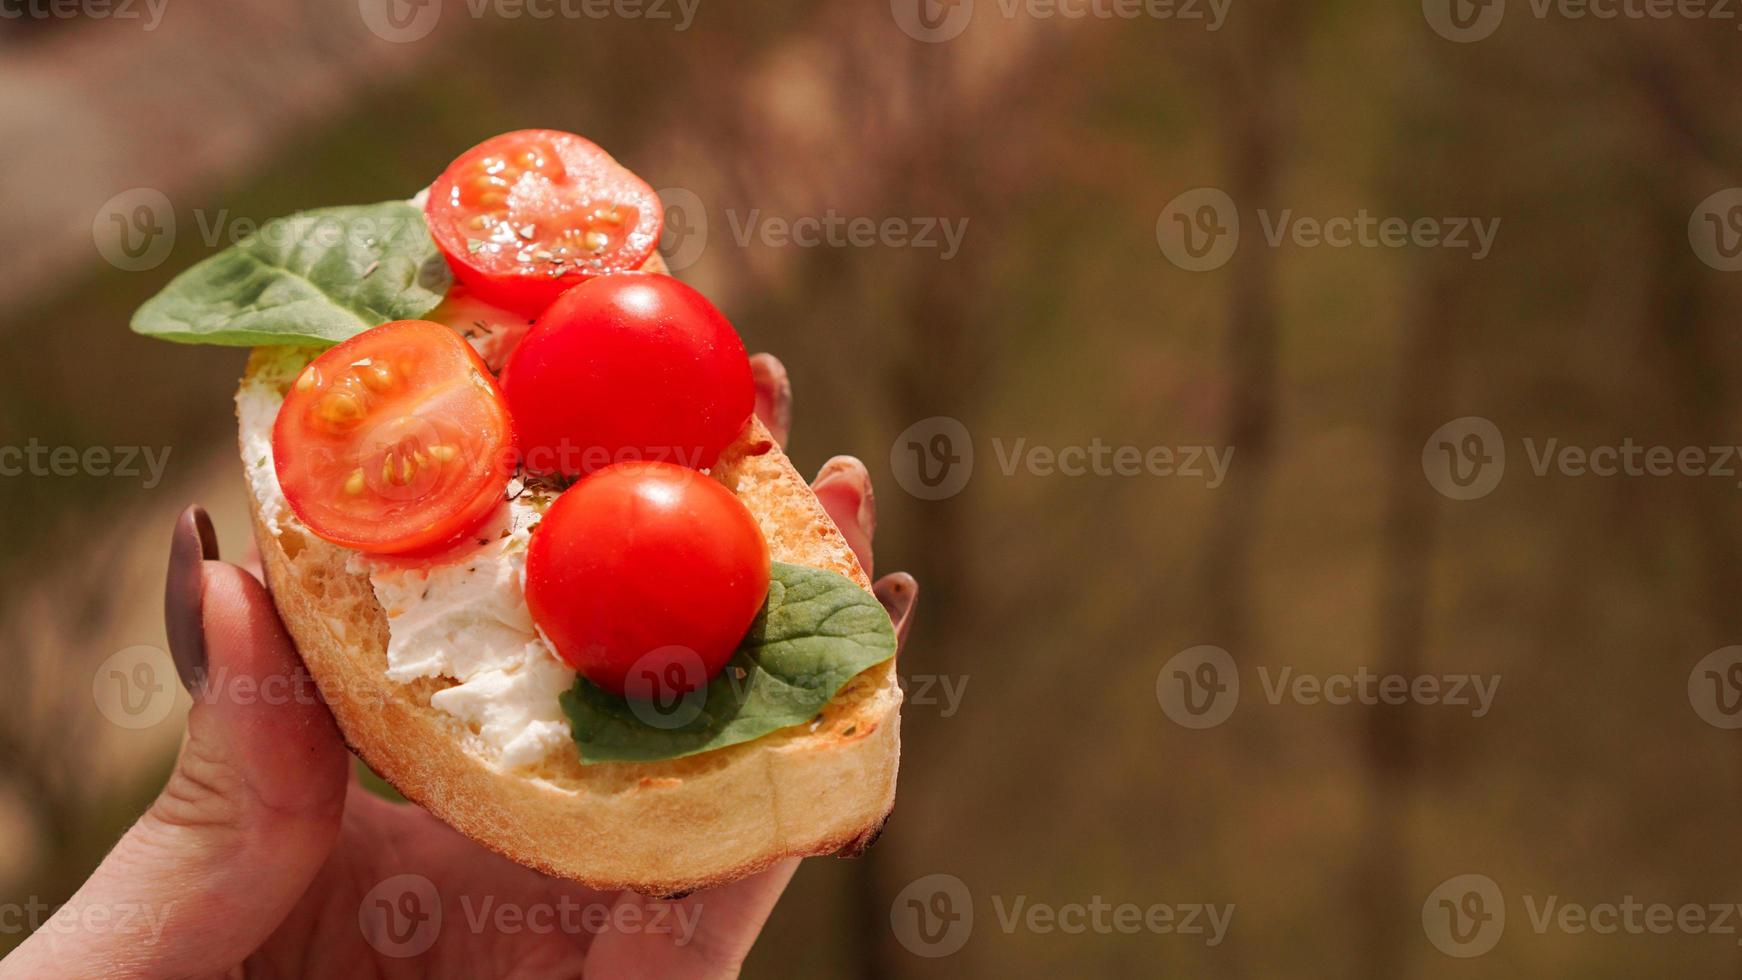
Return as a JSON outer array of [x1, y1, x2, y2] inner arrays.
[[561, 562, 897, 765], [130, 201, 450, 347]]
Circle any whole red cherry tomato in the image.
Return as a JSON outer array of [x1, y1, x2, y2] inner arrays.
[[525, 461, 771, 696], [500, 273, 753, 477]]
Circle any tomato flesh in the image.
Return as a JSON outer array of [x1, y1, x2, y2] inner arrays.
[[500, 273, 753, 477], [426, 129, 662, 316], [525, 461, 771, 696], [273, 320, 514, 555]]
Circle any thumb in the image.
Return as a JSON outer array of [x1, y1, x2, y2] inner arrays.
[[3, 506, 349, 979]]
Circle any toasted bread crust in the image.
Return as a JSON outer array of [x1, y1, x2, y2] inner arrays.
[[241, 350, 900, 895]]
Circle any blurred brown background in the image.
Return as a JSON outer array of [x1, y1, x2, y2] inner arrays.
[[4, 0, 1742, 974]]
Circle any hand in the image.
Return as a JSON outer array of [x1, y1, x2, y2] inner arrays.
[[1, 353, 917, 980]]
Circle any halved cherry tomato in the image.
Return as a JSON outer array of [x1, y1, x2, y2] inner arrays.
[[425, 129, 663, 316], [501, 273, 753, 477], [525, 460, 771, 696], [273, 320, 514, 555]]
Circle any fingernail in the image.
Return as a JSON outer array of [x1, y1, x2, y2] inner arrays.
[[813, 456, 876, 543], [873, 572, 918, 652], [166, 505, 218, 695], [750, 353, 792, 450]]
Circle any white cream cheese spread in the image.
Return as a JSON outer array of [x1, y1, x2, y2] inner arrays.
[[236, 296, 578, 771], [362, 486, 575, 769]]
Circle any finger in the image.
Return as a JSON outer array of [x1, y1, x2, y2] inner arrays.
[[811, 456, 875, 576], [584, 858, 801, 979], [873, 572, 919, 653], [749, 353, 791, 450], [5, 507, 348, 978]]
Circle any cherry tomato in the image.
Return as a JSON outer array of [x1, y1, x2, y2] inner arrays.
[[500, 273, 754, 477], [525, 461, 771, 696], [273, 320, 513, 555], [425, 129, 662, 316]]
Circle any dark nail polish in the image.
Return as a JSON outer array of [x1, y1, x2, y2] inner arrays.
[[166, 505, 218, 694]]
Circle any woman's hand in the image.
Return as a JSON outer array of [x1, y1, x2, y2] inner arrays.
[[1, 353, 916, 980]]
